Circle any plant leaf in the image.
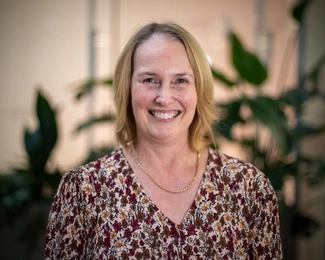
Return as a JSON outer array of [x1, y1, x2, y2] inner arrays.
[[292, 0, 311, 24], [278, 87, 311, 107], [230, 32, 268, 86], [74, 77, 113, 100], [36, 89, 57, 155], [306, 52, 325, 95], [211, 67, 237, 87], [24, 128, 43, 172], [74, 113, 116, 133], [215, 99, 245, 139], [293, 124, 325, 138], [24, 89, 58, 174], [246, 96, 292, 154], [264, 163, 298, 191]]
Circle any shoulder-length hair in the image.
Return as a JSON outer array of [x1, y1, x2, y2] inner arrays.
[[114, 22, 216, 152]]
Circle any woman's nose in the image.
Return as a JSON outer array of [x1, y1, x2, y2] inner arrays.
[[155, 84, 173, 105]]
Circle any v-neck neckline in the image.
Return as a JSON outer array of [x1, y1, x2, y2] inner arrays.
[[119, 148, 210, 226]]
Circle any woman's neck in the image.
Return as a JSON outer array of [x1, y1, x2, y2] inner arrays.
[[133, 139, 195, 168]]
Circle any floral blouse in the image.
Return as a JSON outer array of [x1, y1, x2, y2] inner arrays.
[[45, 148, 283, 259]]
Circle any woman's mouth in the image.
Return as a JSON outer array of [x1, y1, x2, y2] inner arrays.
[[150, 111, 180, 119]]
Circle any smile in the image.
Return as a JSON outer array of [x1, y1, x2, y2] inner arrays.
[[150, 111, 180, 119]]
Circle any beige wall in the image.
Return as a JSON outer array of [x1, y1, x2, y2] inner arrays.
[[0, 0, 111, 170], [0, 0, 298, 171]]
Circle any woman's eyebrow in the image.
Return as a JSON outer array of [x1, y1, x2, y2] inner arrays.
[[174, 72, 194, 78], [135, 71, 157, 76], [135, 71, 194, 78]]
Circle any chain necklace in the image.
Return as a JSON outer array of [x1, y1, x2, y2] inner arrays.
[[132, 152, 200, 194]]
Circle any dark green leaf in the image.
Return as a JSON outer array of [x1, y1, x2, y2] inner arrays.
[[293, 211, 320, 237], [36, 90, 57, 155], [24, 89, 58, 174], [74, 77, 113, 100], [293, 124, 325, 137], [211, 67, 237, 87], [278, 87, 311, 107], [74, 113, 116, 133], [102, 78, 113, 85], [0, 169, 33, 211], [246, 96, 292, 154], [215, 99, 245, 139], [306, 52, 325, 95], [264, 163, 298, 191], [24, 128, 44, 172], [230, 32, 268, 86], [75, 79, 96, 100], [279, 53, 325, 107], [292, 0, 311, 24]]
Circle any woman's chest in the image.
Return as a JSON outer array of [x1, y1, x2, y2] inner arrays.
[[84, 186, 251, 260]]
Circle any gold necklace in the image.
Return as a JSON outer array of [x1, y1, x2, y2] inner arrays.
[[132, 152, 200, 194]]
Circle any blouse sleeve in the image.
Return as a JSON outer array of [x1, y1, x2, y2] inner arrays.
[[44, 170, 92, 259], [248, 167, 283, 259]]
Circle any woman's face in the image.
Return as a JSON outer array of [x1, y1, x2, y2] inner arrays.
[[131, 34, 197, 144]]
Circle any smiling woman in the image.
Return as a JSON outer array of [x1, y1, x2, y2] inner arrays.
[[114, 23, 216, 153], [131, 33, 197, 145], [44, 22, 283, 259]]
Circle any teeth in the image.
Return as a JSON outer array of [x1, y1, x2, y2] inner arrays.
[[153, 111, 178, 119]]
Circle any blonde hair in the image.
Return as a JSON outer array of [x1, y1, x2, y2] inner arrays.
[[114, 22, 216, 152]]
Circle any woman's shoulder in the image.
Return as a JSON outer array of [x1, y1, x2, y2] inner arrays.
[[207, 147, 276, 195], [60, 149, 124, 184], [208, 147, 267, 182], [208, 147, 256, 168]]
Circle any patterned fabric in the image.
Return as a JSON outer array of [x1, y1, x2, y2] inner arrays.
[[45, 148, 283, 259]]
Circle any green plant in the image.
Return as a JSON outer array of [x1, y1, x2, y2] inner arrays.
[[0, 88, 62, 255], [210, 1, 325, 258], [212, 0, 325, 193], [72, 78, 116, 163]]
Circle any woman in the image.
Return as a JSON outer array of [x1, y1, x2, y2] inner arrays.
[[45, 22, 283, 259]]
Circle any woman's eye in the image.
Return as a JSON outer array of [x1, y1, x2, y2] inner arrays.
[[176, 78, 188, 84], [143, 78, 157, 84]]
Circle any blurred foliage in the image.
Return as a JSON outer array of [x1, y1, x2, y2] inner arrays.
[[0, 0, 323, 258], [211, 0, 325, 247], [212, 30, 325, 190], [0, 89, 62, 256]]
